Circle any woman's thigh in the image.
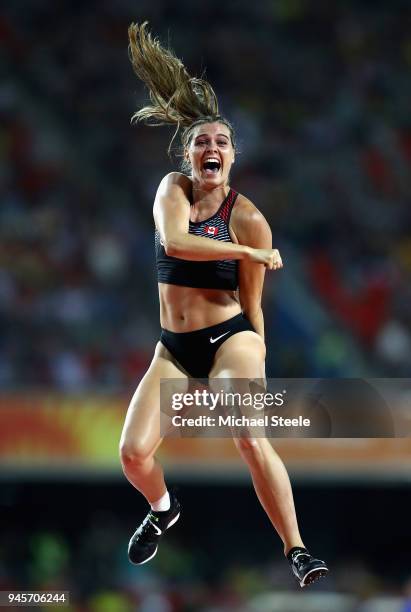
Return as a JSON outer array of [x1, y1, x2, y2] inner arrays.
[[209, 331, 266, 379], [120, 342, 189, 457], [209, 331, 267, 443]]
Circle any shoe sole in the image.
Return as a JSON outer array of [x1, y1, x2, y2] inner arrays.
[[130, 511, 181, 566], [300, 566, 329, 588]]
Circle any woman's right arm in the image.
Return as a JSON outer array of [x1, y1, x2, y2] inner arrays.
[[154, 173, 279, 266]]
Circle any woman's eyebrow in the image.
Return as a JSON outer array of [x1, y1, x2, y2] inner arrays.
[[195, 133, 229, 139]]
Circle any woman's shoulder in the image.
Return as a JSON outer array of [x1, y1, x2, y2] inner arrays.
[[230, 191, 272, 244], [232, 191, 268, 224], [159, 171, 192, 189], [155, 172, 192, 201]]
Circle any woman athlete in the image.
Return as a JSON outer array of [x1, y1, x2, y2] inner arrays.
[[120, 22, 328, 588]]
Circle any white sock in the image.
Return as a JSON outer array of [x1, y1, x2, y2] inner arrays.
[[151, 490, 170, 512]]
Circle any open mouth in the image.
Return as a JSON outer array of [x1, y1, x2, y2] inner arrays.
[[202, 158, 221, 174]]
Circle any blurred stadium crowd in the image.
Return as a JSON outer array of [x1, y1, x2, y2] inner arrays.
[[2, 0, 411, 390]]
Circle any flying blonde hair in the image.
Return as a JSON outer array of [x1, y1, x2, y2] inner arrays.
[[128, 22, 235, 153]]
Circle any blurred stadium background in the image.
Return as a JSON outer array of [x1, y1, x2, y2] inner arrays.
[[1, 0, 411, 610]]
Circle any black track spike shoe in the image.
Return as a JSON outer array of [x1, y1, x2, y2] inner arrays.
[[288, 547, 329, 588], [128, 491, 181, 565]]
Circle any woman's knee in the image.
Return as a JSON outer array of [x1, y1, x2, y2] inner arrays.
[[233, 436, 262, 461], [119, 438, 155, 469]]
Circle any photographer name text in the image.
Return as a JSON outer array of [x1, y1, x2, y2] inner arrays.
[[171, 415, 311, 428]]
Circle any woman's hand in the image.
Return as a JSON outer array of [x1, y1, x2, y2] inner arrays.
[[247, 248, 283, 269]]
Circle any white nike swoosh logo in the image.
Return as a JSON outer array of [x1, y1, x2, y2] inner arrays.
[[149, 520, 162, 535], [209, 331, 230, 344]]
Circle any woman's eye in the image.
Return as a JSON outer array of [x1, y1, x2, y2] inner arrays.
[[195, 139, 228, 147]]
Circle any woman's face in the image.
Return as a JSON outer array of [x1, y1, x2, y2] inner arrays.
[[185, 122, 235, 188]]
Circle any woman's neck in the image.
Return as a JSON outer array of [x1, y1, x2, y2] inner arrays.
[[191, 181, 230, 208]]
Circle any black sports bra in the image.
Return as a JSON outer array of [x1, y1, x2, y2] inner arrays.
[[155, 189, 239, 290]]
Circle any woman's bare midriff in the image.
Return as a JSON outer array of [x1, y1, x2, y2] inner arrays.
[[159, 283, 241, 332]]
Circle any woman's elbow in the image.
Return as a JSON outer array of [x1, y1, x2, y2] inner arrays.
[[164, 240, 176, 257], [163, 237, 181, 257]]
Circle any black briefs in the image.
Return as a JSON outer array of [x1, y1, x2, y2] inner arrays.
[[160, 313, 255, 379]]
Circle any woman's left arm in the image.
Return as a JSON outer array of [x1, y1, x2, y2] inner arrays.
[[231, 198, 280, 342]]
